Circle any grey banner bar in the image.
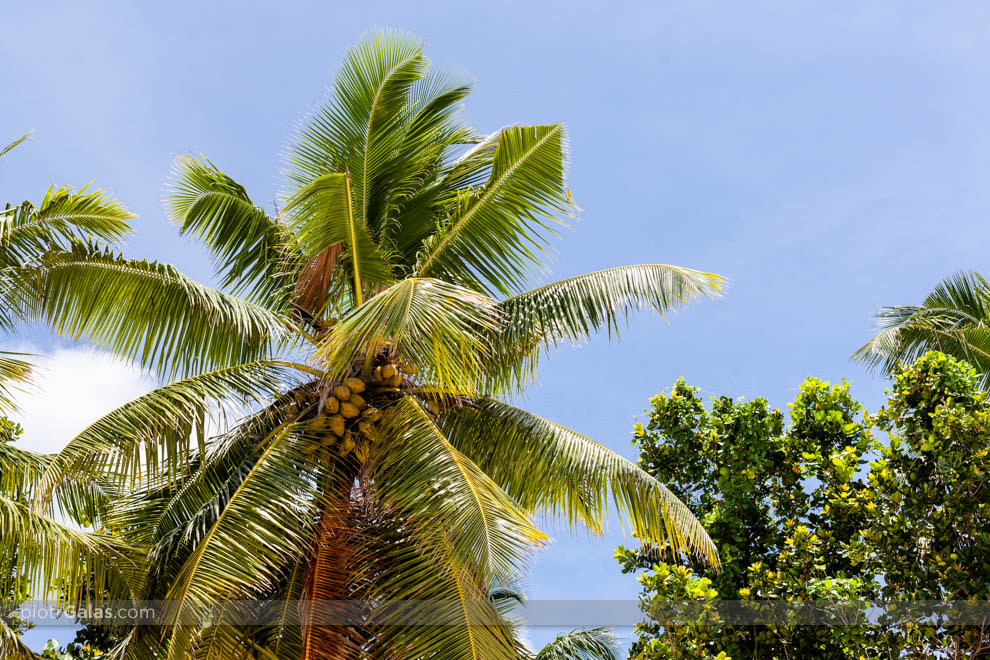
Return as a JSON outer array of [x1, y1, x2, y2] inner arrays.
[[6, 600, 990, 627]]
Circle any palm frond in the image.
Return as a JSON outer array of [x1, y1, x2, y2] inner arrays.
[[373, 397, 547, 586], [38, 248, 290, 381], [415, 124, 574, 295], [0, 131, 33, 159], [162, 421, 319, 660], [167, 156, 302, 308], [534, 628, 619, 660], [0, 441, 117, 526], [392, 129, 499, 262], [854, 270, 990, 385], [284, 172, 393, 305], [284, 29, 427, 227], [37, 360, 305, 497], [317, 277, 499, 391], [0, 615, 38, 660], [0, 494, 139, 604], [491, 264, 724, 388], [0, 185, 133, 266], [442, 398, 720, 566], [0, 352, 33, 415]]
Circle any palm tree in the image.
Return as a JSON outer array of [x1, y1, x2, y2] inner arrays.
[[0, 132, 138, 658], [854, 270, 990, 386], [13, 30, 724, 659], [533, 629, 619, 660]]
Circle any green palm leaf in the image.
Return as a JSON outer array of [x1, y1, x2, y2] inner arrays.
[[443, 398, 720, 566], [1, 185, 133, 266], [363, 399, 536, 659], [38, 249, 290, 381], [162, 420, 319, 660], [416, 124, 574, 295], [167, 156, 302, 308], [284, 172, 393, 305], [374, 397, 547, 585], [854, 270, 990, 386], [0, 494, 139, 604], [534, 628, 619, 660], [0, 352, 32, 416], [0, 131, 33, 159], [491, 264, 724, 388], [37, 360, 306, 498], [284, 29, 427, 227], [317, 277, 499, 391]]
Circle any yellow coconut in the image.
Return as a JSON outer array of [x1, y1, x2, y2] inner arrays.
[[373, 365, 383, 381], [340, 402, 360, 419], [387, 373, 403, 388], [349, 393, 367, 409], [325, 396, 340, 414], [380, 364, 396, 379], [338, 433, 356, 456], [343, 377, 366, 393], [329, 415, 346, 436], [358, 421, 378, 442], [354, 442, 369, 462], [333, 385, 351, 401]]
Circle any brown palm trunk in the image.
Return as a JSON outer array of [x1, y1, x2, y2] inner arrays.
[[300, 465, 367, 660]]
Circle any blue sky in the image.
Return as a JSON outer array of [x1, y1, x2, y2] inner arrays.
[[4, 0, 990, 652]]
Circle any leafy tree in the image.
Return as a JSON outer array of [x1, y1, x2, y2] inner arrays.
[[618, 352, 990, 659], [7, 30, 723, 659], [861, 352, 990, 657]]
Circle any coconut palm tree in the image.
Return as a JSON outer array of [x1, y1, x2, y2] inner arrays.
[[0, 131, 139, 658], [14, 30, 724, 659], [533, 629, 619, 660], [854, 270, 990, 386]]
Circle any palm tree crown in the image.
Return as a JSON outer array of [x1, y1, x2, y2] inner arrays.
[[855, 270, 990, 386], [2, 30, 724, 659]]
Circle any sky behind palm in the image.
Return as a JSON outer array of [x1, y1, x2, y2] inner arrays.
[[4, 0, 990, 651]]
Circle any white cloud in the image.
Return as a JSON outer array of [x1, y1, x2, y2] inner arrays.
[[9, 346, 154, 454]]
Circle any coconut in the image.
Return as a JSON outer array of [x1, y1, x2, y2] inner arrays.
[[333, 385, 351, 401], [399, 363, 418, 375], [329, 415, 346, 436], [349, 393, 367, 409], [340, 402, 360, 419], [354, 442, 369, 462], [325, 396, 340, 414], [361, 407, 381, 422], [380, 364, 396, 379], [308, 416, 326, 431], [339, 433, 356, 456], [387, 373, 403, 388], [343, 377, 366, 393], [373, 365, 383, 381]]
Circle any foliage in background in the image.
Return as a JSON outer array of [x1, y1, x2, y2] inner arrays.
[[618, 352, 990, 659]]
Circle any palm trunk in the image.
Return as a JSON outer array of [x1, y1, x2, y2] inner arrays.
[[300, 464, 367, 660]]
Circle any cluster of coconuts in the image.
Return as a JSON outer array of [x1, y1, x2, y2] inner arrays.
[[297, 359, 417, 463]]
